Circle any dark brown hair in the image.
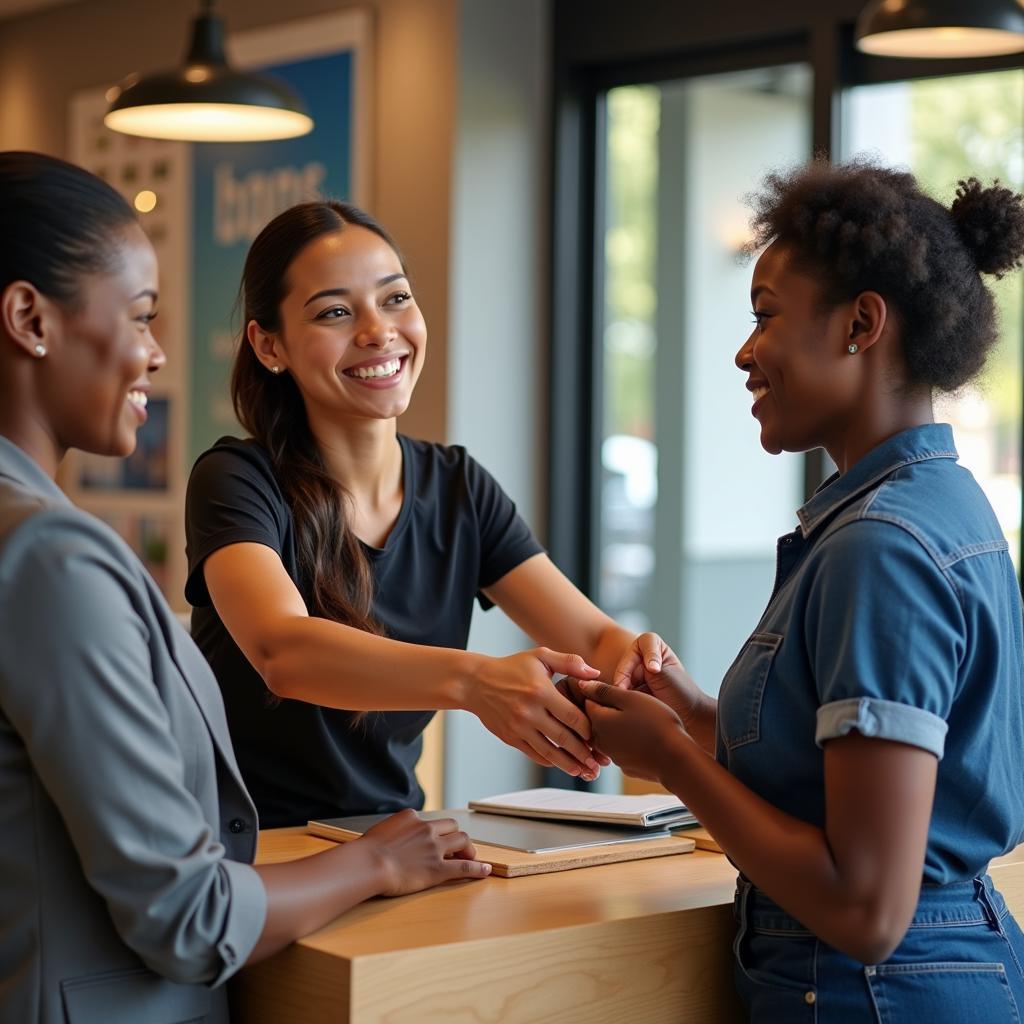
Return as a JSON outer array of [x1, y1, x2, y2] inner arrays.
[[231, 200, 406, 634], [745, 157, 1024, 391]]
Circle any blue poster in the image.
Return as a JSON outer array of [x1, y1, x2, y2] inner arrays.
[[190, 50, 352, 462]]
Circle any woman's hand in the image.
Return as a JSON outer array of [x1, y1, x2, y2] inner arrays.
[[469, 648, 603, 780], [359, 809, 492, 897], [577, 679, 689, 782], [611, 632, 713, 732]]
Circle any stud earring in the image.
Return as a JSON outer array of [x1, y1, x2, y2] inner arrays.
[[847, 343, 859, 355], [269, 365, 282, 374], [33, 344, 46, 358]]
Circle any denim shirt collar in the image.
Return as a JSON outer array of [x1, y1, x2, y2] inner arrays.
[[797, 423, 958, 538], [0, 434, 72, 507]]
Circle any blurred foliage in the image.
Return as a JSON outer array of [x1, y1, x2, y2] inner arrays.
[[602, 71, 1024, 474], [910, 70, 1023, 436], [603, 86, 659, 439]]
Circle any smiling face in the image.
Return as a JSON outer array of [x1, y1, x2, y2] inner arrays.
[[734, 241, 864, 457], [44, 222, 164, 458], [257, 225, 427, 425]]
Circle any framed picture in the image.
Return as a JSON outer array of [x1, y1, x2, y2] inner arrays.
[[95, 512, 174, 593], [74, 397, 170, 492]]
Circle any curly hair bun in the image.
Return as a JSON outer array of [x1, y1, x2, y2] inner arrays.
[[950, 177, 1024, 278]]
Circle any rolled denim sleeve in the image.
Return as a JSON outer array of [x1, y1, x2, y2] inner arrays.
[[0, 511, 266, 985], [804, 517, 965, 759], [815, 696, 948, 757]]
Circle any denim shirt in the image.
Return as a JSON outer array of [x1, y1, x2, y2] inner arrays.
[[716, 423, 1024, 883]]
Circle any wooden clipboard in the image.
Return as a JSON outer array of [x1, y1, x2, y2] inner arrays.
[[308, 816, 696, 878]]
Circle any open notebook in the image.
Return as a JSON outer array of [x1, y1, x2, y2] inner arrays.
[[468, 787, 697, 829]]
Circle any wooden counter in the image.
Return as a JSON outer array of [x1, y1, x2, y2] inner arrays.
[[230, 829, 1024, 1024]]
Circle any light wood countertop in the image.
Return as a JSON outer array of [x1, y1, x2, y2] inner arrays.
[[252, 828, 738, 957], [231, 828, 1024, 1024]]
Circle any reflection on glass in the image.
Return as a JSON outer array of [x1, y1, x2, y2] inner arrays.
[[601, 85, 659, 634], [599, 67, 811, 691], [844, 71, 1024, 569]]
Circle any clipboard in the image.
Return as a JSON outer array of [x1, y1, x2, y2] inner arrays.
[[308, 808, 696, 878]]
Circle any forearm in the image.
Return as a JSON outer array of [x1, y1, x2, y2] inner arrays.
[[682, 693, 718, 756], [657, 733, 907, 962], [586, 622, 638, 681], [590, 624, 718, 756], [260, 616, 478, 712], [248, 840, 386, 963]]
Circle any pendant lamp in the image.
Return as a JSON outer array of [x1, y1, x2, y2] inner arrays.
[[855, 0, 1024, 58], [104, 0, 313, 142]]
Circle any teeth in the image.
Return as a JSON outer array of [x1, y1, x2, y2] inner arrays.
[[128, 390, 148, 408], [348, 357, 402, 380], [752, 386, 769, 402]]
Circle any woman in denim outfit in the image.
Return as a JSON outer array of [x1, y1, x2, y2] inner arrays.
[[577, 160, 1024, 1021]]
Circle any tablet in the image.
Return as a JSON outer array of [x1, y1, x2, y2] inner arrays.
[[309, 808, 672, 854]]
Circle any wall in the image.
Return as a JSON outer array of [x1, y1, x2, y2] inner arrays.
[[0, 0, 553, 806], [0, 0, 456, 442], [443, 0, 550, 806]]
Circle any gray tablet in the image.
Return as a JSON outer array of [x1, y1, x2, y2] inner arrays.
[[309, 808, 672, 854]]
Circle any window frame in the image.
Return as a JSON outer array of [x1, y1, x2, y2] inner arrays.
[[549, 1, 1024, 593]]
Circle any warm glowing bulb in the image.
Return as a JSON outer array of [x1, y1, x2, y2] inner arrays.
[[858, 26, 1024, 57], [105, 103, 313, 142], [134, 189, 158, 213]]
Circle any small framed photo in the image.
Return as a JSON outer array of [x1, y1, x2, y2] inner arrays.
[[73, 397, 170, 492], [95, 512, 173, 592]]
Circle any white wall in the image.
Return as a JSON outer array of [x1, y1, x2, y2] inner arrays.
[[443, 0, 550, 806]]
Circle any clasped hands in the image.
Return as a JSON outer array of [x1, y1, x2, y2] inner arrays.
[[472, 634, 701, 783], [557, 633, 700, 783]]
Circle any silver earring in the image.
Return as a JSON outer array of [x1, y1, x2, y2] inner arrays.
[[269, 365, 282, 374], [33, 344, 46, 358], [847, 343, 859, 355]]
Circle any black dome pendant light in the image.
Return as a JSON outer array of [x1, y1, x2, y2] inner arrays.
[[104, 0, 313, 142], [856, 0, 1024, 59]]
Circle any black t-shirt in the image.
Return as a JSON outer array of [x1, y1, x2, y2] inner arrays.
[[184, 434, 543, 828]]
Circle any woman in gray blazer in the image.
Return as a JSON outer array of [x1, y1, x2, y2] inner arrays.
[[0, 152, 491, 1024]]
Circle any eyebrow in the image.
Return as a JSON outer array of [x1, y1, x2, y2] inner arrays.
[[132, 289, 158, 302], [750, 284, 777, 303], [302, 273, 408, 307]]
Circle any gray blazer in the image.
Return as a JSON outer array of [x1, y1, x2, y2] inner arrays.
[[0, 437, 266, 1024]]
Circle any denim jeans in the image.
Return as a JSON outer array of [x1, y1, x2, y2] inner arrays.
[[733, 875, 1024, 1022]]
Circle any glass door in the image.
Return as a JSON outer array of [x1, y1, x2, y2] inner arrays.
[[597, 64, 811, 695], [843, 69, 1024, 569]]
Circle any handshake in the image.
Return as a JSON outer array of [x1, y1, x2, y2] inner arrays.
[[552, 632, 715, 785]]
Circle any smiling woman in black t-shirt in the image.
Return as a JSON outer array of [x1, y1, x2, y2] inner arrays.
[[185, 201, 643, 828]]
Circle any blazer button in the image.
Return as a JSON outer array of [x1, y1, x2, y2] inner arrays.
[[228, 818, 247, 834]]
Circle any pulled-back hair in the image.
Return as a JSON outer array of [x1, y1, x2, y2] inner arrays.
[[745, 157, 1024, 391], [232, 201, 406, 634], [0, 151, 136, 303]]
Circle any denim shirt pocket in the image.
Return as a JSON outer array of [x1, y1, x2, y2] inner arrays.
[[719, 632, 784, 751]]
